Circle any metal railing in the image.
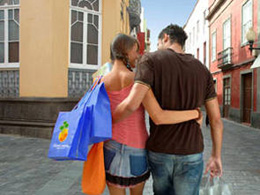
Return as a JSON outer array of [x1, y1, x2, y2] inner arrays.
[[217, 47, 233, 69], [0, 70, 19, 98], [68, 69, 95, 98]]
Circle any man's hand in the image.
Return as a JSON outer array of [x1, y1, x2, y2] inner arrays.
[[205, 97, 223, 178], [205, 156, 223, 178]]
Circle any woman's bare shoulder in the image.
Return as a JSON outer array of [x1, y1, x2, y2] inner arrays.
[[121, 71, 135, 85], [102, 72, 120, 90], [102, 70, 134, 91]]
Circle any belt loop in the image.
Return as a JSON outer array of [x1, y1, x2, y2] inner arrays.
[[121, 144, 124, 154]]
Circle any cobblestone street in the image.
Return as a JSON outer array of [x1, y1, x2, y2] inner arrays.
[[1, 0, 260, 194], [0, 114, 260, 195]]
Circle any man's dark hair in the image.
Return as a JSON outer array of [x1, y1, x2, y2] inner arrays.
[[158, 24, 188, 48]]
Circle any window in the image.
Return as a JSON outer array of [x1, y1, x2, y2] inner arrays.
[[121, 0, 124, 21], [196, 20, 199, 41], [203, 10, 206, 34], [0, 0, 20, 68], [193, 27, 195, 45], [203, 42, 206, 65], [0, 0, 19, 6], [70, 0, 101, 70], [223, 18, 231, 63], [242, 0, 252, 44], [211, 31, 216, 61], [223, 18, 231, 50], [223, 77, 231, 106], [214, 79, 217, 93], [189, 32, 191, 49]]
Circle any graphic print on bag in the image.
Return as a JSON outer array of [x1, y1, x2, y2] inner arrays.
[[58, 121, 69, 142]]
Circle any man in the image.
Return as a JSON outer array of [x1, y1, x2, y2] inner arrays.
[[113, 24, 223, 195]]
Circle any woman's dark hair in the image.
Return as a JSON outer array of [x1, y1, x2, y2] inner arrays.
[[110, 33, 139, 71], [158, 24, 187, 48]]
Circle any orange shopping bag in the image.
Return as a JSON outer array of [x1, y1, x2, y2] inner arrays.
[[82, 142, 106, 195]]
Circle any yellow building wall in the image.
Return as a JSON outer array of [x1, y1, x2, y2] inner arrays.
[[121, 0, 130, 36], [102, 0, 130, 64], [19, 0, 130, 97], [20, 0, 69, 97]]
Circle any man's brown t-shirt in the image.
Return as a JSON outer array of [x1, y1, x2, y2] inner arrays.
[[135, 48, 216, 155]]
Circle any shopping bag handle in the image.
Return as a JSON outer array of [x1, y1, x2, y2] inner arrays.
[[73, 76, 103, 111], [91, 76, 103, 91]]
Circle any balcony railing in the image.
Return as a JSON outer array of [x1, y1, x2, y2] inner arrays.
[[217, 47, 233, 70]]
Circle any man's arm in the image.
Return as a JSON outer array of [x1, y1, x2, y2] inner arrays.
[[112, 83, 150, 123], [204, 97, 223, 177]]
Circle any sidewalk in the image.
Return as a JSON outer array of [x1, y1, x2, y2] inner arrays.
[[0, 115, 260, 194]]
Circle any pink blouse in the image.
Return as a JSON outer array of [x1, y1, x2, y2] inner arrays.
[[107, 84, 148, 149]]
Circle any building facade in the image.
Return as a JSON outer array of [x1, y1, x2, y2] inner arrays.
[[208, 0, 260, 128], [0, 0, 133, 98], [0, 0, 142, 138], [140, 7, 151, 53], [184, 0, 210, 68]]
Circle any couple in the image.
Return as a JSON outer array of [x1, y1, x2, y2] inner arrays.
[[102, 24, 223, 195]]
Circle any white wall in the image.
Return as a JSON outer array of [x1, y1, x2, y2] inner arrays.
[[184, 0, 209, 69], [140, 7, 145, 32]]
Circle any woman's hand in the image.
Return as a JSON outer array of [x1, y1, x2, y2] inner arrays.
[[196, 108, 203, 127]]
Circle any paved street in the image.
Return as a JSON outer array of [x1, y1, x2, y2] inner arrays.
[[1, 114, 260, 195]]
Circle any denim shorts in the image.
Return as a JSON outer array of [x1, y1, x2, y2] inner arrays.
[[103, 140, 150, 187]]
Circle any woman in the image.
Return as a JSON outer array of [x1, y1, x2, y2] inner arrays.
[[102, 34, 201, 195]]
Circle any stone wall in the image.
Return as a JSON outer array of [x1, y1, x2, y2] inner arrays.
[[0, 98, 78, 139]]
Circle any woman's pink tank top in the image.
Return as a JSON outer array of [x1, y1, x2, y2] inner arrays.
[[107, 84, 148, 149]]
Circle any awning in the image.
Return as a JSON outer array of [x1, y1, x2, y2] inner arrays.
[[251, 54, 260, 69]]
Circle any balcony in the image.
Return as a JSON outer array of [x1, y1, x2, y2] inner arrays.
[[217, 47, 233, 70], [128, 0, 141, 31]]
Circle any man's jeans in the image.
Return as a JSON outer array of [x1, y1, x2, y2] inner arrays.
[[148, 151, 203, 195]]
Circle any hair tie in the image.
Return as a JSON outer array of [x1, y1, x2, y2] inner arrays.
[[126, 63, 131, 69]]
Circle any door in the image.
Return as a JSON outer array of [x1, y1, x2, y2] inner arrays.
[[223, 77, 231, 118], [242, 73, 252, 124]]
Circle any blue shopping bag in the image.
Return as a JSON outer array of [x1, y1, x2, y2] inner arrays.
[[48, 82, 94, 161], [87, 81, 112, 145], [47, 107, 91, 161], [48, 77, 112, 161]]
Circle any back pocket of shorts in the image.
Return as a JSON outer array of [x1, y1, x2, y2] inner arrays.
[[130, 155, 148, 176], [104, 147, 116, 171]]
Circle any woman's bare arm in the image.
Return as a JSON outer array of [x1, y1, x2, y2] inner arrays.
[[142, 89, 200, 125]]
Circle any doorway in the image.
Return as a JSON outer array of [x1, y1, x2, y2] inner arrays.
[[223, 77, 231, 118], [242, 73, 252, 124]]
